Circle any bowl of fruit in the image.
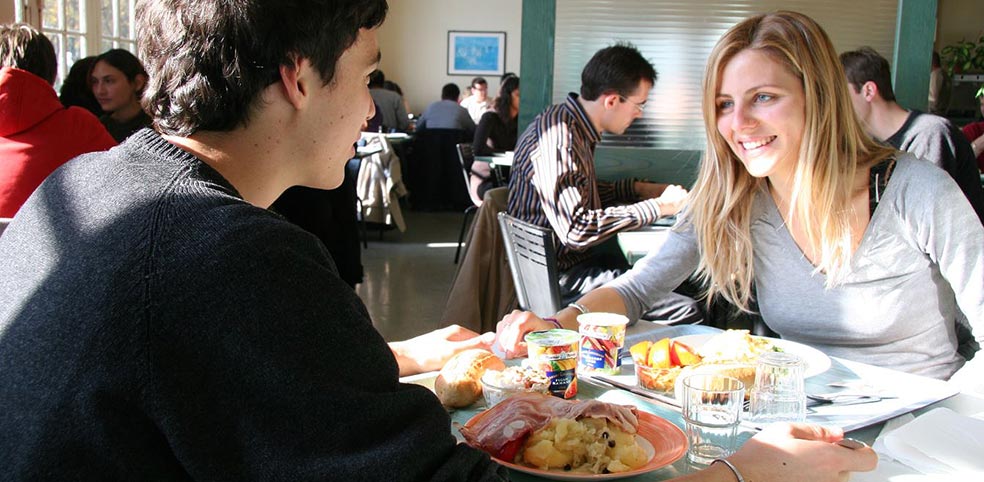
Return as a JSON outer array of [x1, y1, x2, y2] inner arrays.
[[629, 337, 702, 393]]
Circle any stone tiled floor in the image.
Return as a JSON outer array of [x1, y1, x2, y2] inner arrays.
[[355, 209, 467, 342]]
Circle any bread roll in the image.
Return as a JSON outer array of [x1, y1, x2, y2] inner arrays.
[[435, 349, 505, 408]]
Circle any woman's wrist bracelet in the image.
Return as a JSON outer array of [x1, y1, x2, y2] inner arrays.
[[567, 302, 589, 315], [542, 317, 563, 330], [711, 459, 744, 482]]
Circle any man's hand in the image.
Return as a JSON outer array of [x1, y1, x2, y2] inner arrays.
[[634, 181, 670, 199], [635, 182, 688, 216], [725, 423, 877, 482], [389, 325, 495, 377], [494, 310, 554, 358], [654, 184, 688, 216]]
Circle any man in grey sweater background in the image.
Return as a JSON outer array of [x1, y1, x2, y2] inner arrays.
[[840, 46, 984, 224]]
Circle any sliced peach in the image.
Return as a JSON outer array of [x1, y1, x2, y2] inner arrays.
[[629, 341, 653, 365], [647, 338, 672, 369], [671, 340, 701, 366]]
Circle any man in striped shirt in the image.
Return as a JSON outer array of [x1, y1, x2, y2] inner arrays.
[[507, 44, 701, 323]]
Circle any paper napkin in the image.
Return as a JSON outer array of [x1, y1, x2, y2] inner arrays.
[[873, 407, 984, 475]]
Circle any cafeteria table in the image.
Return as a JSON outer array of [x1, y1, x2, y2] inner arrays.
[[402, 323, 984, 481], [474, 153, 513, 185], [615, 217, 677, 265]]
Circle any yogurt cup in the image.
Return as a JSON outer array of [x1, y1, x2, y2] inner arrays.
[[577, 313, 629, 375], [524, 329, 579, 399]]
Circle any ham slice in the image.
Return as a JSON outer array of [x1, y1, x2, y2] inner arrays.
[[460, 393, 639, 459]]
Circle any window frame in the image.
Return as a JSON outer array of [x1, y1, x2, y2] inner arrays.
[[15, 0, 138, 87]]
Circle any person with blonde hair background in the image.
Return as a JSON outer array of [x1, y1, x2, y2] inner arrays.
[[496, 11, 983, 395]]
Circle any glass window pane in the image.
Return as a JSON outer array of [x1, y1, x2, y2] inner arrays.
[[118, 0, 131, 40], [43, 0, 61, 30], [102, 0, 115, 39], [66, 0, 81, 32], [554, 0, 899, 150], [47, 32, 63, 84], [101, 38, 114, 53], [65, 35, 85, 73]]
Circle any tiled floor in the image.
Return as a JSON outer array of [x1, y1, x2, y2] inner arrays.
[[355, 209, 468, 342]]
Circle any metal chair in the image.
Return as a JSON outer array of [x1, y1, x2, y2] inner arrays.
[[495, 213, 701, 340], [454, 143, 479, 263], [497, 212, 562, 318]]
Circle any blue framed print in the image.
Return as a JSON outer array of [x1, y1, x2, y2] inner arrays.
[[447, 31, 506, 76]]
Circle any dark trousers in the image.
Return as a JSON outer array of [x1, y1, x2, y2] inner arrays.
[[557, 247, 704, 325]]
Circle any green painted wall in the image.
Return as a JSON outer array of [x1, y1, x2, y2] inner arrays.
[[892, 0, 938, 111], [518, 0, 555, 133]]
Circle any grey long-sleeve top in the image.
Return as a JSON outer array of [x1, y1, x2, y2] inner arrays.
[[608, 155, 984, 389]]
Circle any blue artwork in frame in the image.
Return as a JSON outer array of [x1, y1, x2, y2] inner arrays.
[[447, 31, 506, 76]]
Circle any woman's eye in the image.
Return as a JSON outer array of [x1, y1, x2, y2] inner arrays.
[[717, 100, 733, 111], [755, 93, 774, 102]]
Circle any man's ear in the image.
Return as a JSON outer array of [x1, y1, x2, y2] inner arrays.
[[279, 56, 312, 110], [602, 92, 620, 110], [862, 81, 878, 102]]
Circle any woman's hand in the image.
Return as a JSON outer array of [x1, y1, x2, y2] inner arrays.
[[724, 423, 877, 482], [494, 310, 555, 358], [389, 325, 495, 377]]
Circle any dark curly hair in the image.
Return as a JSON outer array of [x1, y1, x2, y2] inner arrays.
[[137, 0, 388, 136]]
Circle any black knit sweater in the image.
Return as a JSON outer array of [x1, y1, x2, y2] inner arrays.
[[0, 129, 506, 481]]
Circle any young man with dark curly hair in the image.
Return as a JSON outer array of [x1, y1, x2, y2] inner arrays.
[[0, 1, 501, 480]]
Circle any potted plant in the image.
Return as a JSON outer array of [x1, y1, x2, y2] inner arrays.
[[941, 35, 984, 76]]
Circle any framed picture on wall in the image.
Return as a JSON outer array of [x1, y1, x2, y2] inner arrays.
[[447, 31, 506, 76]]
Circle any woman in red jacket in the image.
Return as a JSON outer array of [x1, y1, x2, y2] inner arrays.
[[0, 24, 116, 218]]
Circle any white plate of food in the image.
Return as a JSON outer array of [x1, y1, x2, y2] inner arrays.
[[461, 394, 686, 480], [673, 333, 831, 378]]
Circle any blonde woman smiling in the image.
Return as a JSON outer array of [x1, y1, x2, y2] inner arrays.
[[496, 11, 984, 394]]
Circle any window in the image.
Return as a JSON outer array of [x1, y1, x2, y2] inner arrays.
[[553, 0, 899, 150], [99, 0, 137, 53], [15, 0, 139, 88]]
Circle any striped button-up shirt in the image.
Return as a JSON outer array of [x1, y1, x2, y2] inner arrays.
[[507, 93, 663, 270]]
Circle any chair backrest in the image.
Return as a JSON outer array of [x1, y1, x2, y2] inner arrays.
[[408, 129, 470, 210], [0, 217, 11, 238], [497, 212, 562, 317], [455, 143, 474, 189]]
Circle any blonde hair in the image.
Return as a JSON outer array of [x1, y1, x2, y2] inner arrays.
[[686, 11, 896, 311]]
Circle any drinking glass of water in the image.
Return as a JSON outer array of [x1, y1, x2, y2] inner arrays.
[[749, 352, 806, 424], [681, 374, 745, 465]]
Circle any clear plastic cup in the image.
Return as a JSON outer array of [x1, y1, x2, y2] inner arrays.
[[681, 374, 745, 465], [748, 352, 807, 424]]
